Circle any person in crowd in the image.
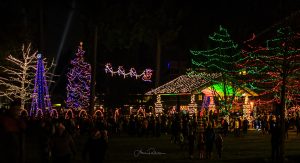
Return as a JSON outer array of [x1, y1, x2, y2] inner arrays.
[[49, 122, 76, 163], [161, 114, 168, 135], [128, 115, 135, 136], [285, 118, 289, 139], [269, 115, 276, 133], [270, 119, 281, 162], [0, 107, 26, 163], [156, 116, 162, 137], [83, 128, 109, 163], [222, 119, 229, 137], [142, 117, 149, 137], [179, 132, 185, 150], [188, 130, 196, 159], [296, 115, 300, 136], [197, 132, 206, 160], [171, 115, 179, 144], [182, 116, 189, 138], [136, 116, 143, 137], [242, 118, 249, 136], [204, 124, 215, 159], [254, 117, 259, 130], [38, 120, 52, 163], [261, 117, 267, 135], [215, 133, 223, 159], [149, 115, 156, 137], [234, 118, 240, 137]]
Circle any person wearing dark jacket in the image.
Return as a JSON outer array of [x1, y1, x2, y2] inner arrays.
[[215, 133, 223, 158], [270, 119, 281, 162], [188, 130, 196, 159], [222, 120, 229, 137], [83, 128, 108, 163], [205, 125, 215, 159], [49, 123, 76, 163]]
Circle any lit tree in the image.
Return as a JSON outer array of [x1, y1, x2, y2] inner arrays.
[[66, 42, 91, 110], [241, 28, 300, 106], [240, 27, 300, 161], [0, 43, 36, 110], [0, 43, 55, 111], [30, 53, 52, 116], [189, 25, 242, 115]]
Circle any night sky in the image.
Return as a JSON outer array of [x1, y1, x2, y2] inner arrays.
[[1, 0, 300, 106]]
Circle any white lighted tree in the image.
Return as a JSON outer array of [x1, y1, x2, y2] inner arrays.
[[0, 43, 37, 110], [0, 43, 55, 110]]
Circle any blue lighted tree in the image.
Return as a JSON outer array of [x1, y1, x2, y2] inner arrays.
[[66, 42, 91, 110], [30, 53, 52, 117]]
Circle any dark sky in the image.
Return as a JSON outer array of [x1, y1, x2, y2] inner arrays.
[[1, 0, 300, 105]]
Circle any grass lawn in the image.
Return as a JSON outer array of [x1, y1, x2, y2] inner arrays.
[[102, 129, 300, 163], [25, 128, 300, 163]]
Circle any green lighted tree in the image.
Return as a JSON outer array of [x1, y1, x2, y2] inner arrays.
[[188, 25, 243, 116], [240, 27, 300, 161]]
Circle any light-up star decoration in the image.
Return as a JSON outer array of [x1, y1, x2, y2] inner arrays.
[[105, 63, 153, 82]]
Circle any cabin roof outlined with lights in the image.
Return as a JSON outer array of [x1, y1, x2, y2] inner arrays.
[[145, 74, 258, 116]]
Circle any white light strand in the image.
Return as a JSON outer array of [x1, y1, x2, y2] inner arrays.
[[145, 74, 221, 95], [105, 63, 153, 82], [0, 43, 56, 110], [0, 43, 36, 110]]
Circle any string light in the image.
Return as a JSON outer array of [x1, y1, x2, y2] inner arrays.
[[239, 27, 300, 105], [0, 43, 37, 110], [189, 25, 254, 114], [30, 53, 52, 117], [105, 63, 153, 82], [190, 25, 241, 73], [66, 42, 91, 110], [145, 73, 221, 95]]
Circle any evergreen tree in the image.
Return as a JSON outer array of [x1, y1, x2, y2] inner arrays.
[[241, 27, 300, 107], [189, 25, 242, 115], [66, 42, 91, 110], [240, 27, 300, 161]]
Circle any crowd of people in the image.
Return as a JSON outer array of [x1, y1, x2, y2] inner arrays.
[[0, 107, 226, 162], [1, 107, 300, 162], [0, 108, 109, 163]]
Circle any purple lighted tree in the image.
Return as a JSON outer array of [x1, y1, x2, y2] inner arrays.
[[30, 53, 52, 117], [66, 42, 91, 110]]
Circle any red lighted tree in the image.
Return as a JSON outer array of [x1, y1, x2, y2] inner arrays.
[[240, 27, 300, 161]]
